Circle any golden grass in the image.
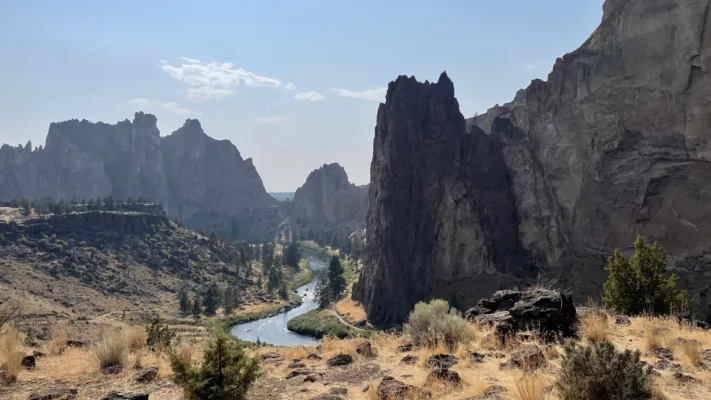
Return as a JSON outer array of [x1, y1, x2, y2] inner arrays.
[[580, 312, 609, 343], [279, 345, 311, 360], [511, 373, 547, 400], [133, 349, 145, 369], [47, 322, 68, 356], [322, 336, 359, 359], [0, 325, 24, 381], [94, 327, 128, 370], [642, 320, 670, 352], [675, 339, 703, 367], [125, 326, 146, 352], [543, 345, 560, 360], [177, 343, 195, 366], [335, 294, 367, 323]]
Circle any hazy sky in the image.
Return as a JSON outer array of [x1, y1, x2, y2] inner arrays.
[[0, 1, 602, 192]]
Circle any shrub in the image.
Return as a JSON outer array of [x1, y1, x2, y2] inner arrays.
[[512, 373, 547, 400], [556, 340, 651, 400], [603, 235, 690, 316], [0, 326, 24, 382], [404, 299, 475, 351], [94, 328, 128, 371], [170, 332, 259, 400], [146, 316, 175, 352]]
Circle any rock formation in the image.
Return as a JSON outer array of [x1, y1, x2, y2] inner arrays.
[[289, 163, 367, 236], [0, 113, 276, 224], [355, 0, 711, 325]]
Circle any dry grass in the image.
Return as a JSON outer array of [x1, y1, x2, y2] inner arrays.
[[511, 373, 547, 400], [675, 339, 703, 367], [177, 343, 195, 365], [335, 294, 367, 323], [125, 326, 146, 352], [322, 336, 359, 359], [279, 345, 311, 360], [642, 320, 670, 352], [580, 312, 609, 343], [543, 345, 560, 360], [652, 385, 670, 400], [0, 325, 24, 381], [94, 327, 128, 371], [47, 322, 68, 356]]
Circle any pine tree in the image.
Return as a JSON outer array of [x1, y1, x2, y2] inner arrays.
[[603, 235, 690, 316], [191, 295, 202, 317], [315, 275, 331, 308], [328, 255, 346, 300], [285, 241, 300, 269], [178, 287, 190, 314], [203, 282, 221, 315]]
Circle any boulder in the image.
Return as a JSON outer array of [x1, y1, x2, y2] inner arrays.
[[307, 353, 323, 360], [102, 365, 123, 375], [401, 355, 419, 365], [327, 354, 353, 367], [28, 389, 78, 400], [286, 370, 311, 380], [396, 343, 413, 353], [329, 387, 348, 395], [468, 289, 576, 338], [135, 367, 158, 383], [646, 348, 674, 360], [310, 395, 342, 400], [376, 376, 432, 399], [289, 361, 306, 369], [426, 354, 458, 369]]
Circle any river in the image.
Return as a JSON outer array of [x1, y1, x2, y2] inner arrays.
[[230, 251, 328, 346]]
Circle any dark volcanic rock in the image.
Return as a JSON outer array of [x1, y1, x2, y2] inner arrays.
[[22, 355, 36, 370], [376, 376, 432, 399], [102, 393, 149, 400], [28, 389, 78, 400], [135, 367, 158, 383], [286, 370, 311, 380], [401, 355, 419, 365], [310, 395, 342, 400], [329, 387, 348, 395], [396, 343, 413, 353], [327, 354, 353, 367], [102, 365, 123, 375], [354, 0, 711, 323], [426, 368, 461, 387], [467, 288, 577, 337], [501, 345, 548, 371], [356, 341, 376, 358], [426, 354, 458, 369]]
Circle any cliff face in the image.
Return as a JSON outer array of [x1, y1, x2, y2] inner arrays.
[[356, 0, 711, 325], [0, 113, 276, 220], [290, 163, 368, 231]]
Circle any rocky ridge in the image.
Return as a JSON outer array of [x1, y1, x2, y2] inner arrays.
[[0, 113, 276, 222], [355, 0, 711, 325]]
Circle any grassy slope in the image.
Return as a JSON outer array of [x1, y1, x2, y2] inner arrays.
[[286, 309, 366, 339]]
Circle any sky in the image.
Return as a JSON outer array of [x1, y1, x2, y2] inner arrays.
[[0, 1, 603, 192]]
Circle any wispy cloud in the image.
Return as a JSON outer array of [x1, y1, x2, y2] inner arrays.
[[126, 98, 195, 117], [128, 98, 151, 107], [186, 86, 233, 102], [256, 116, 289, 123], [160, 57, 281, 102], [525, 63, 537, 70], [285, 82, 296, 91], [294, 91, 325, 102], [331, 87, 386, 101]]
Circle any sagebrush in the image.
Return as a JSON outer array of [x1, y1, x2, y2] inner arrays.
[[404, 299, 475, 351], [556, 340, 651, 400]]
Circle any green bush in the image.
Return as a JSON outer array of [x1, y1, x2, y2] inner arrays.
[[603, 235, 690, 316], [556, 340, 651, 400], [170, 332, 259, 400], [146, 316, 175, 352], [286, 309, 356, 339], [404, 299, 474, 351]]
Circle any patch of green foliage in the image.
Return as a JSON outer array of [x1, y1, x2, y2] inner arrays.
[[603, 235, 690, 316], [170, 331, 259, 400], [556, 340, 651, 400], [404, 299, 474, 351], [146, 315, 176, 352], [286, 309, 365, 339]]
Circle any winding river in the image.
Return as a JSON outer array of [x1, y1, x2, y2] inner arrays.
[[230, 252, 328, 346]]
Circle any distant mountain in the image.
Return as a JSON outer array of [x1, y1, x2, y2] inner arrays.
[[269, 192, 295, 202], [0, 113, 277, 227], [289, 163, 367, 245]]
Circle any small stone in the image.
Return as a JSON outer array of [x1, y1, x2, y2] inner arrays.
[[307, 353, 323, 360], [101, 393, 149, 400], [28, 389, 78, 400], [397, 343, 414, 353], [484, 385, 508, 395], [327, 354, 353, 367], [304, 374, 318, 382], [646, 348, 673, 360], [65, 340, 88, 348], [289, 361, 307, 369], [102, 365, 123, 375], [614, 316, 631, 326], [469, 352, 486, 363], [673, 372, 699, 383], [22, 355, 36, 370], [426, 368, 461, 387], [135, 367, 158, 383], [286, 370, 311, 379], [356, 341, 376, 358], [329, 387, 348, 395], [426, 354, 458, 369], [310, 395, 341, 400], [401, 355, 419, 365]]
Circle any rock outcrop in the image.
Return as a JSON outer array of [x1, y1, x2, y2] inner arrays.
[[356, 0, 711, 325], [289, 163, 367, 239], [0, 113, 276, 225]]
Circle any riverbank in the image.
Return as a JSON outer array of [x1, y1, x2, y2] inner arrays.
[[286, 309, 370, 339]]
